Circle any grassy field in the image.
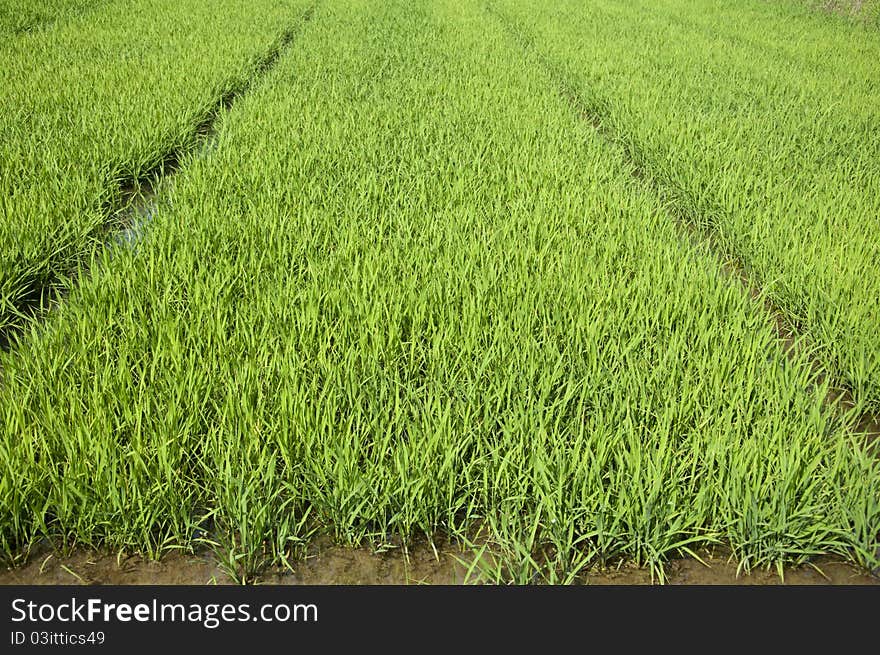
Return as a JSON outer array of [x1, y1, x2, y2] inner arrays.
[[492, 0, 880, 413], [809, 0, 880, 25], [0, 0, 106, 33], [0, 0, 313, 339], [1, 0, 878, 584]]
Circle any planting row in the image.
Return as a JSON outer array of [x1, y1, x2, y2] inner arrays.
[[2, 0, 876, 582], [0, 0, 313, 338], [491, 0, 880, 412], [638, 0, 879, 80], [0, 0, 106, 33]]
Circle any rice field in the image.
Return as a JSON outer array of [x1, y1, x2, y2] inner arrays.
[[1, 0, 878, 584], [0, 0, 105, 33], [0, 0, 313, 338]]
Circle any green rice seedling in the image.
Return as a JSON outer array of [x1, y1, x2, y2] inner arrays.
[[0, 0, 314, 340], [491, 0, 880, 413], [0, 0, 107, 33], [805, 0, 880, 26], [1, 0, 877, 584]]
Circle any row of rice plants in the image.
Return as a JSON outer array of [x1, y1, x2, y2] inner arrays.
[[0, 0, 107, 33], [0, 0, 313, 339], [640, 0, 879, 83], [804, 0, 880, 26], [2, 0, 876, 582], [491, 0, 880, 412]]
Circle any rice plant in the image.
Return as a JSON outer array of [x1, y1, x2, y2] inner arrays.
[[0, 0, 108, 33], [0, 0, 314, 341], [2, 0, 877, 584], [491, 0, 880, 413]]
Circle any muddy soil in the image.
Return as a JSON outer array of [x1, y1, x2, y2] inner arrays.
[[2, 540, 877, 585]]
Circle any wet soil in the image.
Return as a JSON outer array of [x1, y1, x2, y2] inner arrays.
[[2, 541, 876, 586]]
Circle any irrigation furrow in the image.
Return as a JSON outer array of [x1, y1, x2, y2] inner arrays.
[[0, 4, 316, 353], [483, 1, 879, 443]]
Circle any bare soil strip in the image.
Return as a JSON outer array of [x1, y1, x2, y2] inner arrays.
[[2, 542, 877, 585], [484, 1, 879, 443], [0, 4, 316, 353]]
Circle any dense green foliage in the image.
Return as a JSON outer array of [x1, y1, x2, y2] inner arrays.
[[0, 0, 106, 33], [0, 0, 312, 337], [806, 0, 880, 26], [492, 0, 880, 412], [1, 0, 877, 583]]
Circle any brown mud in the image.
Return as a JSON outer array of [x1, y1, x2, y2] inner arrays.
[[2, 542, 877, 585]]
